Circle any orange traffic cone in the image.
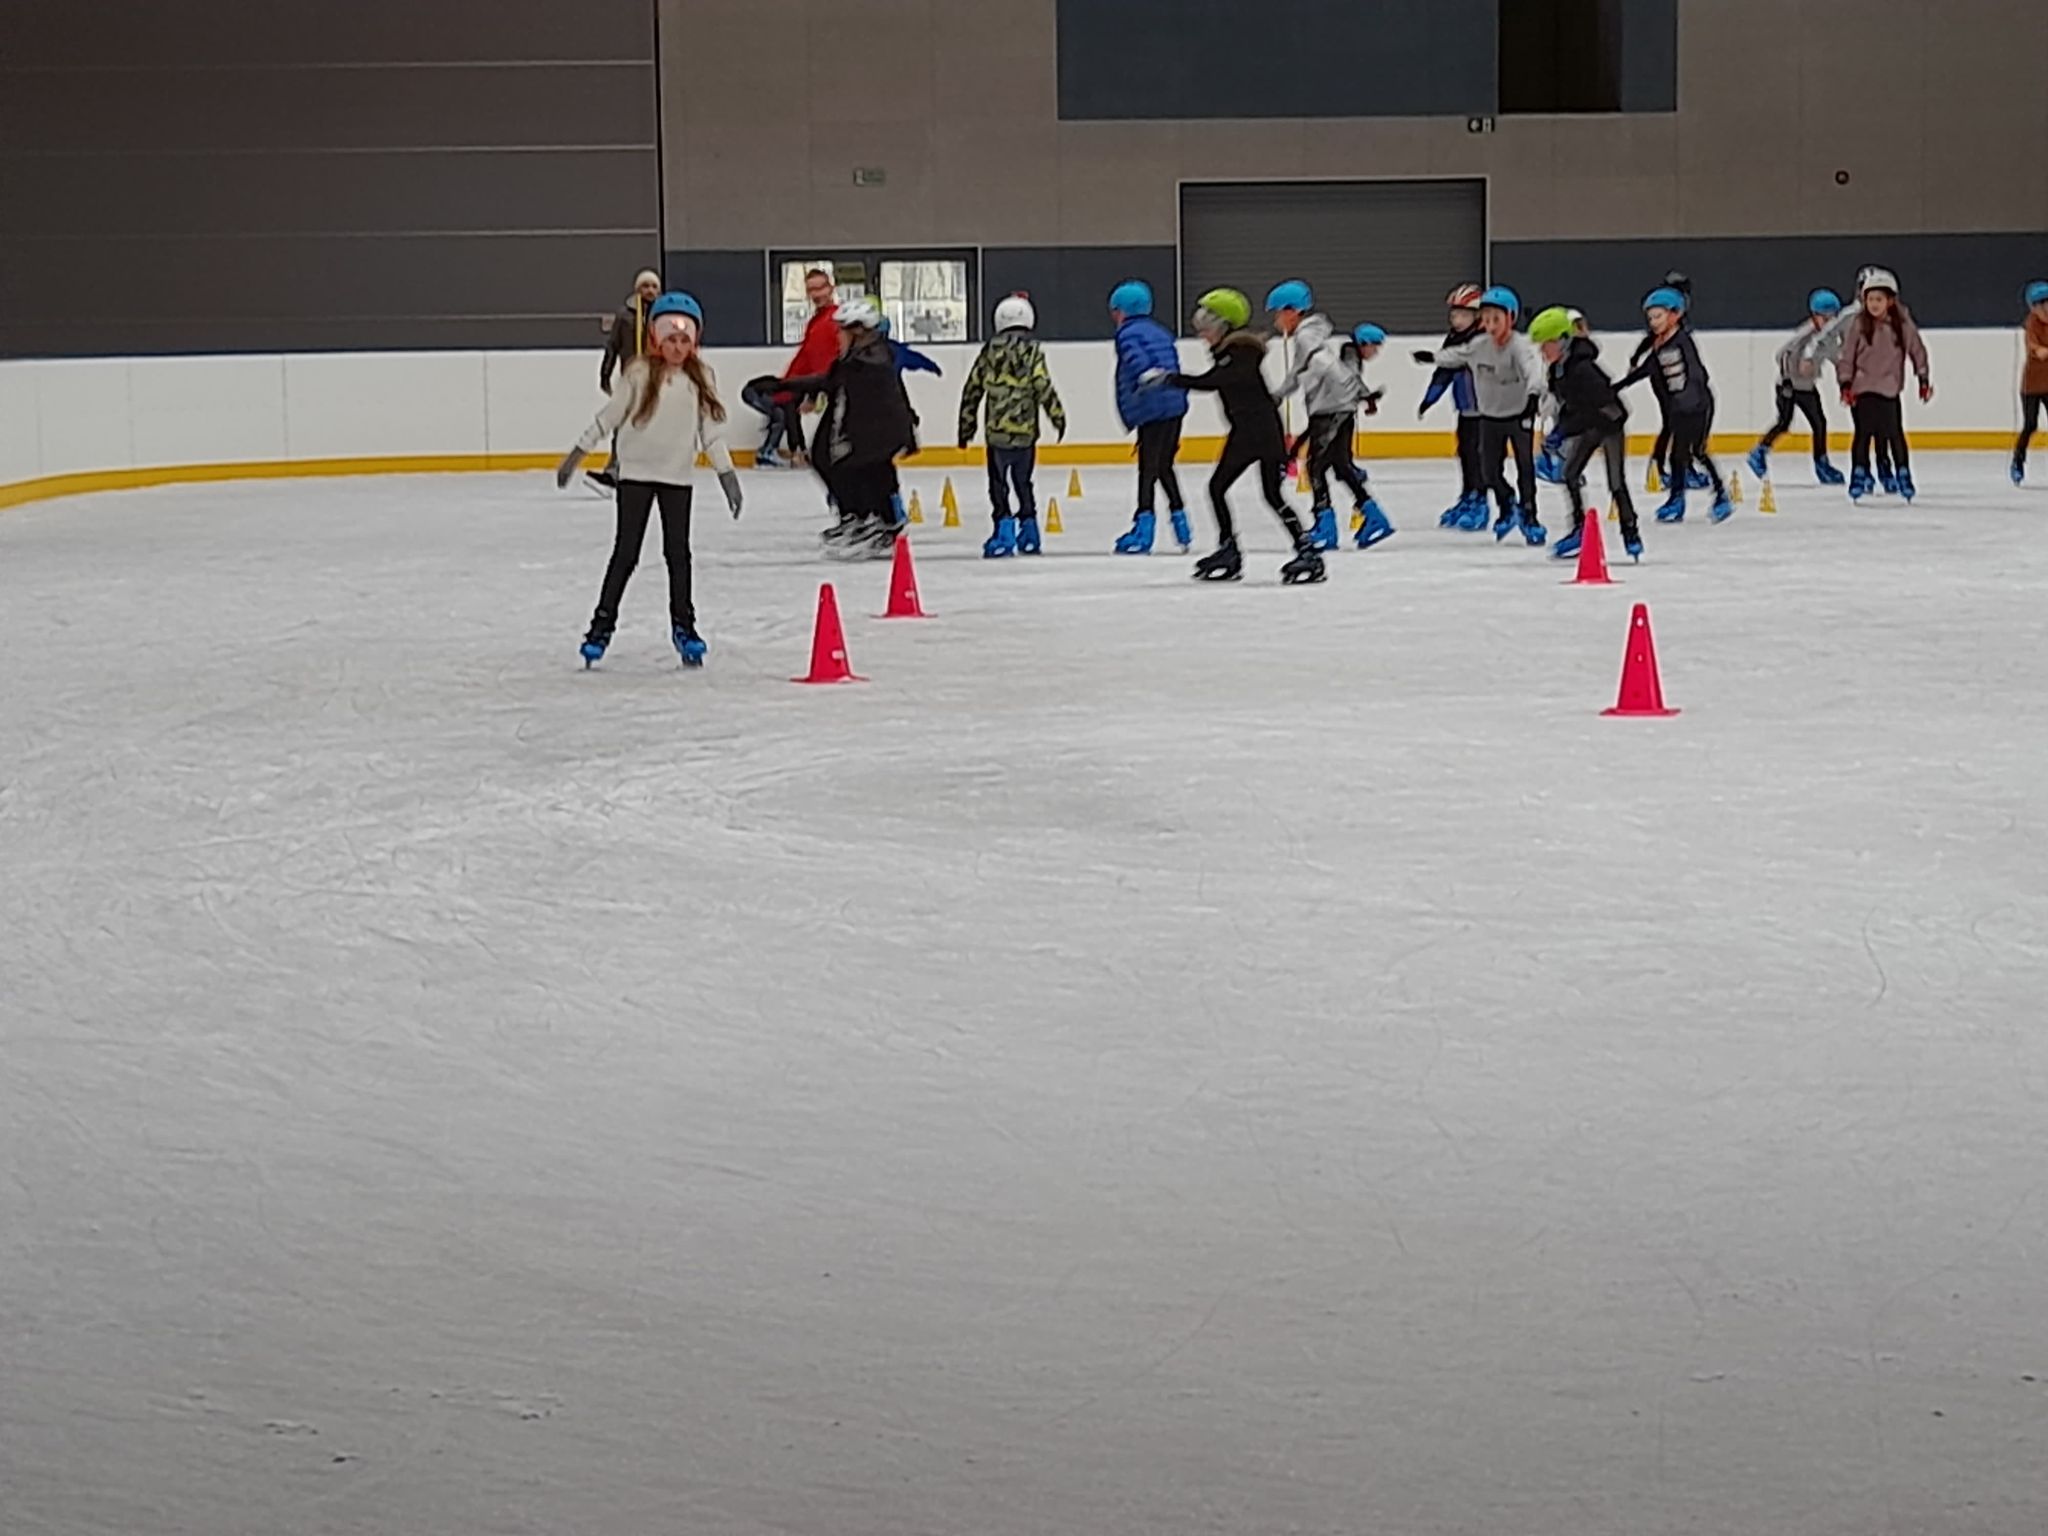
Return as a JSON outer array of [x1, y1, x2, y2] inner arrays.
[[792, 583, 867, 684], [879, 536, 927, 619], [1601, 603, 1679, 717], [1565, 506, 1615, 586]]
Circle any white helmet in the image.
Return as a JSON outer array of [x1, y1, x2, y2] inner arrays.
[[835, 296, 882, 330], [1858, 266, 1899, 295], [993, 292, 1036, 331]]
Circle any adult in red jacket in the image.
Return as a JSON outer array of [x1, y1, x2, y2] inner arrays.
[[743, 268, 838, 467]]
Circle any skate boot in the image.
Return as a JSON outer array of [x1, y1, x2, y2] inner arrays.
[[863, 515, 901, 560], [672, 624, 707, 668], [1354, 497, 1395, 549], [580, 628, 611, 668], [1114, 510, 1157, 555], [1895, 468, 1916, 503], [1307, 506, 1340, 551], [2013, 459, 2027, 486], [1848, 466, 1873, 501], [1015, 514, 1042, 555], [1518, 505, 1547, 547], [1878, 469, 1900, 496], [1192, 542, 1243, 582], [1439, 493, 1469, 528], [1552, 526, 1582, 560], [755, 448, 787, 470], [1535, 447, 1564, 484], [819, 508, 861, 549], [1623, 533, 1644, 561], [1655, 490, 1687, 523], [1814, 456, 1846, 486], [1454, 494, 1490, 532], [1279, 541, 1327, 585], [1169, 507, 1193, 551], [825, 512, 880, 561], [1709, 487, 1735, 523], [982, 515, 1018, 559], [1685, 465, 1710, 491], [1746, 444, 1771, 481], [1492, 501, 1521, 542]]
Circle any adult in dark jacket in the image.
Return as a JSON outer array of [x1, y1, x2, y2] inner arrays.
[[588, 269, 664, 491], [771, 297, 917, 560], [1147, 287, 1321, 586], [1529, 307, 1641, 560]]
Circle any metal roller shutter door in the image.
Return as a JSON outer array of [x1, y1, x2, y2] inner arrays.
[[1178, 179, 1488, 335]]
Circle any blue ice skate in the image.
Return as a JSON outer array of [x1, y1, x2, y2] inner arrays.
[[1440, 492, 1471, 528], [1848, 466, 1873, 501], [673, 624, 706, 668], [1879, 469, 1900, 496], [1709, 488, 1735, 523], [580, 633, 610, 668], [1492, 504, 1520, 541], [1307, 506, 1340, 551], [1895, 468, 1916, 502], [1655, 490, 1687, 523], [1746, 444, 1770, 480], [983, 515, 1018, 558], [1553, 528, 1582, 560], [1454, 495, 1490, 532], [1623, 535, 1644, 561], [1814, 457, 1845, 485], [1015, 515, 1042, 555], [1535, 448, 1565, 484], [1168, 507, 1193, 551], [1685, 466, 1710, 491], [1518, 506, 1547, 546], [1354, 498, 1395, 549], [755, 448, 788, 470], [1114, 510, 1156, 554], [2012, 459, 2027, 486]]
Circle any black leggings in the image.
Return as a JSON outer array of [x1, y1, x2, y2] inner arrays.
[[1455, 416, 1484, 496], [1560, 427, 1639, 539], [1305, 411, 1371, 509], [1209, 435, 1303, 548], [2018, 393, 2045, 467], [1136, 417, 1185, 513], [1851, 394, 1910, 475], [592, 481, 694, 634], [1665, 410, 1725, 496], [1761, 382, 1830, 457], [1477, 415, 1536, 518], [827, 461, 896, 519]]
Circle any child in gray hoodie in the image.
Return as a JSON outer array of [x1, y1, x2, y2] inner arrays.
[[1749, 288, 1853, 486]]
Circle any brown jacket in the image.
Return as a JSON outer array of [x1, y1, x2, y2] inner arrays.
[[2023, 312, 2048, 396], [599, 294, 656, 392]]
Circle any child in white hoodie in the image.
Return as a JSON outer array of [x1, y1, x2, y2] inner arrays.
[[557, 291, 743, 668]]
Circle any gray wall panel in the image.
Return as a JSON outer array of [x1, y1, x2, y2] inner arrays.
[[1057, 0, 1496, 120], [0, 316, 614, 358]]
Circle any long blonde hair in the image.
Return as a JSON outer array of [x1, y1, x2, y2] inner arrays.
[[627, 353, 728, 430]]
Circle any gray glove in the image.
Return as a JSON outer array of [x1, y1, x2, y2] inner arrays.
[[555, 446, 587, 489], [718, 469, 743, 518]]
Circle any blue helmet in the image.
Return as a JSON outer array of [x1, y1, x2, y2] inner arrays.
[[648, 291, 703, 326], [1808, 288, 1843, 316], [1108, 280, 1154, 317], [1352, 323, 1387, 345], [1478, 284, 1519, 317], [1643, 286, 1686, 314], [1265, 279, 1313, 313], [2027, 280, 2048, 308]]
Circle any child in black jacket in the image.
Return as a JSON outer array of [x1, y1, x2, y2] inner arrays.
[[1530, 307, 1641, 560], [1618, 287, 1731, 524], [1145, 287, 1321, 585]]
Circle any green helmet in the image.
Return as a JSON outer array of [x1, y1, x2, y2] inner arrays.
[[1528, 306, 1575, 345], [1193, 287, 1252, 331]]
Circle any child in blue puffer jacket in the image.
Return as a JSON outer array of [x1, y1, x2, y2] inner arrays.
[[1107, 280, 1192, 554]]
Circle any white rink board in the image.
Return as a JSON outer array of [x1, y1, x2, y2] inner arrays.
[[4, 457, 2048, 1536]]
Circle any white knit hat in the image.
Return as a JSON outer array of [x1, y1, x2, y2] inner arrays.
[[634, 268, 662, 288]]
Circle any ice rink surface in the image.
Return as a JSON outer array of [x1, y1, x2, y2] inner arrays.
[[5, 455, 2048, 1536]]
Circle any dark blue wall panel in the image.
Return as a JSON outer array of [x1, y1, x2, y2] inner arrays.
[[1057, 0, 1496, 121], [664, 250, 767, 346], [1618, 0, 1678, 113], [984, 245, 1179, 342]]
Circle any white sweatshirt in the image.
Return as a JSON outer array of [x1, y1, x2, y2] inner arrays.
[[576, 358, 735, 485]]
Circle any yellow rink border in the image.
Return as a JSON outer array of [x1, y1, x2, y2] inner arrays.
[[0, 432, 2019, 513]]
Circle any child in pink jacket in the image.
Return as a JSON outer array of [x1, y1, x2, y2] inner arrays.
[[1836, 267, 1931, 502]]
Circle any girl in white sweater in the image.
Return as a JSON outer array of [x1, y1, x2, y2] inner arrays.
[[557, 291, 743, 667]]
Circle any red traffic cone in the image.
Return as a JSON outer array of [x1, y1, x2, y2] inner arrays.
[[793, 583, 867, 685], [1565, 506, 1615, 585], [879, 535, 927, 619], [1601, 602, 1679, 717]]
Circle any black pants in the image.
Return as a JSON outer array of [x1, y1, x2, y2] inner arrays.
[[592, 481, 694, 635], [1305, 411, 1371, 509], [741, 381, 804, 457], [1476, 414, 1537, 519], [1560, 427, 1640, 541], [986, 443, 1038, 523], [1850, 394, 1910, 475], [827, 460, 896, 519], [1209, 434, 1303, 548], [1136, 417, 1185, 513], [1665, 410, 1725, 496], [2017, 393, 2045, 467], [1761, 381, 1830, 458], [1455, 416, 1484, 496]]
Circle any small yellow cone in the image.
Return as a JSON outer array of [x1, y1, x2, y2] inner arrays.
[[1608, 500, 1619, 522], [1045, 498, 1064, 534], [1646, 460, 1663, 494], [1730, 468, 1744, 504], [940, 476, 959, 516], [907, 489, 924, 524], [1294, 460, 1310, 494], [1350, 508, 1366, 533], [1759, 478, 1778, 514], [1067, 468, 1083, 499]]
